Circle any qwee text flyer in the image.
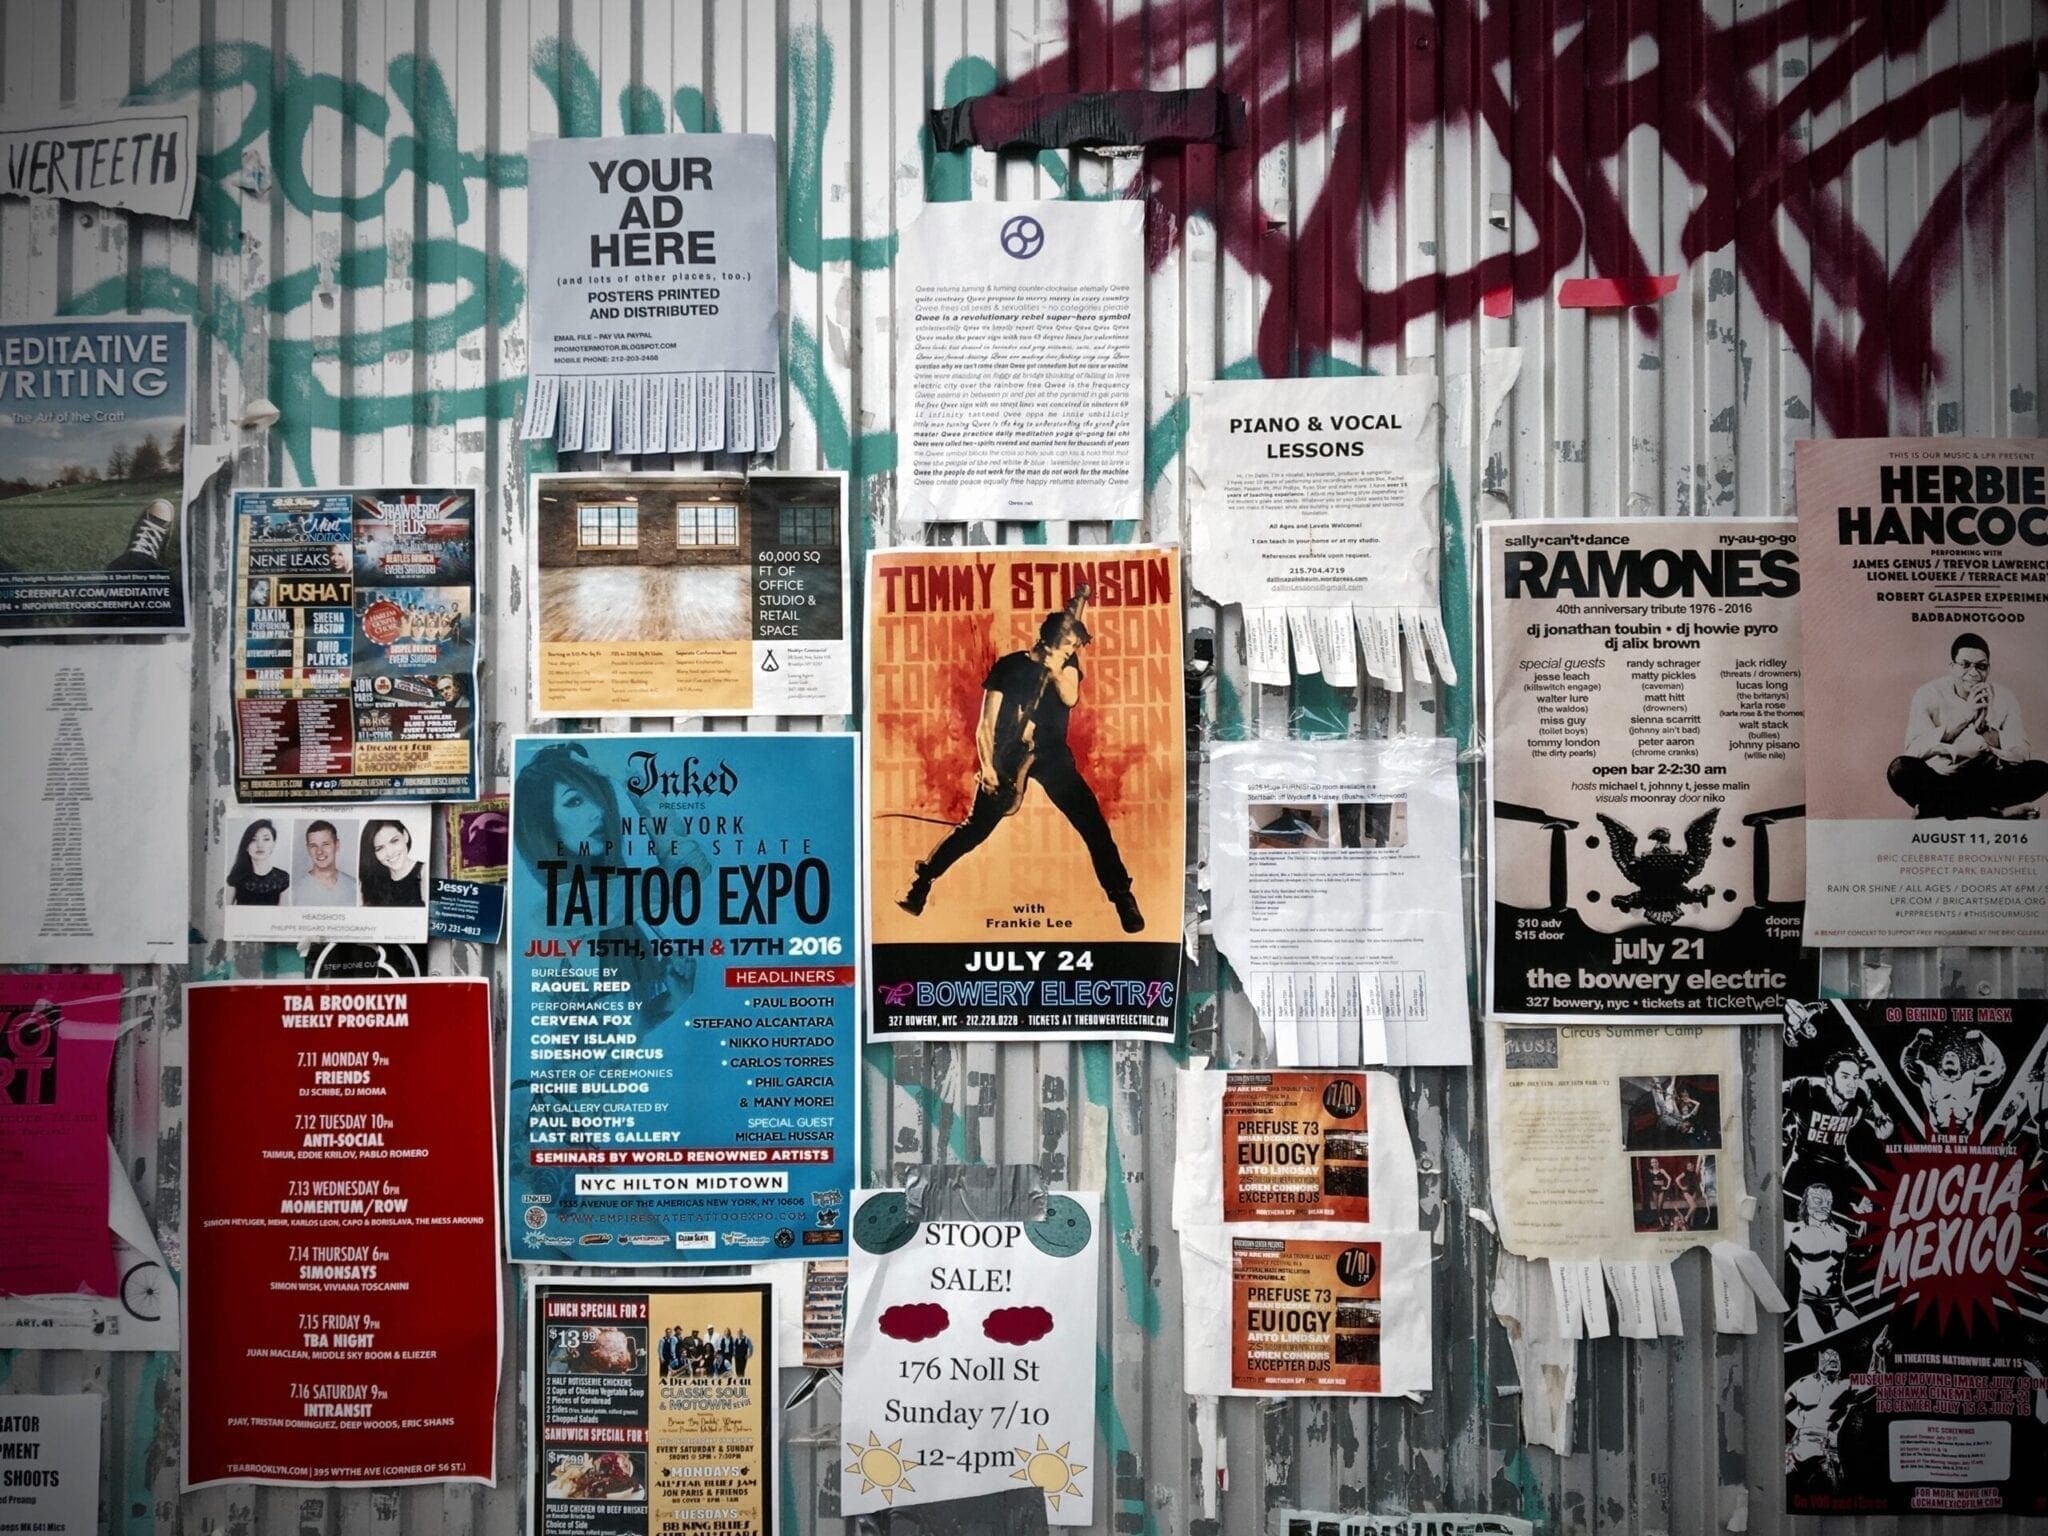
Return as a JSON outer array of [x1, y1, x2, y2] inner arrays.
[[508, 734, 857, 1264], [182, 981, 500, 1489], [1484, 518, 1813, 1019]]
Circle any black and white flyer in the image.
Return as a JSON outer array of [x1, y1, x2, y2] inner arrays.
[[1207, 738, 1468, 1064], [1483, 517, 1813, 1020], [1781, 998, 2048, 1516], [522, 134, 781, 456], [1798, 438, 2048, 945]]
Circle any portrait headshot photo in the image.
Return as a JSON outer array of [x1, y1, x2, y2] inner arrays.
[[291, 817, 359, 906], [1883, 629, 2048, 820]]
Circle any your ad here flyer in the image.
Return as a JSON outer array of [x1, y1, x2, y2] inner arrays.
[[865, 546, 1186, 1041], [1798, 438, 2048, 945], [1483, 517, 1814, 1020]]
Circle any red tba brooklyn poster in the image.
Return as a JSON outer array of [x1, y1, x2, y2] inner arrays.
[[183, 980, 500, 1488], [1781, 998, 2048, 1515]]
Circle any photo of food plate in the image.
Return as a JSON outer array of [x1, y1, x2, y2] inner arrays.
[[546, 1449, 645, 1501]]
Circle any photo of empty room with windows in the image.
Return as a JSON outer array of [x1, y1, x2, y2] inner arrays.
[[531, 471, 849, 716]]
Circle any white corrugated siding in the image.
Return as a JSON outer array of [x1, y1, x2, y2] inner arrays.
[[0, 1, 2042, 1532]]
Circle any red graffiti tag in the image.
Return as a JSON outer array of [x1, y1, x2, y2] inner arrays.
[[988, 0, 2044, 436]]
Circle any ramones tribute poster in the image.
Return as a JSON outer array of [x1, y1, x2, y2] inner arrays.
[[1781, 999, 2048, 1516], [1798, 439, 2048, 946], [1483, 518, 1813, 1019], [508, 734, 857, 1264], [865, 547, 1185, 1040]]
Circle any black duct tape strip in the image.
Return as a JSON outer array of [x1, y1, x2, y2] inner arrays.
[[929, 86, 1246, 152]]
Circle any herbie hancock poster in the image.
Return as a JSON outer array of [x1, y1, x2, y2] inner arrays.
[[1780, 998, 2048, 1516], [865, 547, 1185, 1040]]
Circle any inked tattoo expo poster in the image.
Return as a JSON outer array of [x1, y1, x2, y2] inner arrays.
[[528, 1278, 774, 1536], [1781, 999, 2048, 1516], [1483, 518, 1812, 1019], [0, 974, 121, 1299], [866, 547, 1185, 1040], [0, 318, 192, 632], [530, 471, 850, 718], [183, 981, 499, 1489], [508, 735, 857, 1264], [1798, 439, 2048, 946], [1208, 738, 1468, 1064], [841, 1191, 1100, 1525], [230, 487, 479, 803], [523, 135, 781, 456]]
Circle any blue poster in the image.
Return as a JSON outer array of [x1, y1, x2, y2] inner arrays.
[[507, 733, 858, 1265]]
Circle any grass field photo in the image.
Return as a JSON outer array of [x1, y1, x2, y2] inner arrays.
[[0, 473, 184, 575]]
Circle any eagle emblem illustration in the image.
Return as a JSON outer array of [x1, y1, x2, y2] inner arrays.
[[1596, 808, 1718, 925]]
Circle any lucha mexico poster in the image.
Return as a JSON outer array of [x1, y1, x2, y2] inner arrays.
[[865, 547, 1185, 1040], [1781, 998, 2048, 1515]]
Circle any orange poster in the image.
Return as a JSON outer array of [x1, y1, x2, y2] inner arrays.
[[1230, 1236, 1384, 1393], [1221, 1073, 1372, 1223], [866, 547, 1185, 1039]]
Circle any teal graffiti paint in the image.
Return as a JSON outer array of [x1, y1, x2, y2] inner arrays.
[[532, 35, 602, 138], [1096, 1344, 1159, 1536], [1081, 1044, 1161, 1334], [786, 29, 897, 271]]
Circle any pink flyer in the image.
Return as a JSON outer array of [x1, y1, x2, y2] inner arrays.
[[0, 973, 121, 1297]]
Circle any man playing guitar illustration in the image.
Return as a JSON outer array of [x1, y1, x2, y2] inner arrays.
[[899, 591, 1144, 933]]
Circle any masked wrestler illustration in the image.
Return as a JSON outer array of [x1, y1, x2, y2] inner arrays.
[[1785, 1345, 1876, 1495], [1785, 1184, 1856, 1343], [898, 592, 1144, 933], [1783, 1051, 1894, 1217], [1901, 1027, 2005, 1134]]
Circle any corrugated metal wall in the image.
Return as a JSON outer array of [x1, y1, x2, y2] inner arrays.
[[0, 1, 2043, 1532]]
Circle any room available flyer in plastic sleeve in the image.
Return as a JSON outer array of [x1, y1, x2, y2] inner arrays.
[[1797, 438, 2048, 945], [181, 980, 500, 1489], [529, 470, 850, 718], [528, 1277, 775, 1536], [865, 546, 1185, 1040], [507, 734, 857, 1264], [229, 486, 480, 803], [1780, 998, 2048, 1516], [1483, 517, 1813, 1020]]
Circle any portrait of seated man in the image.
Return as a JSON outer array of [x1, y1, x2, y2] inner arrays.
[[1886, 631, 2048, 819]]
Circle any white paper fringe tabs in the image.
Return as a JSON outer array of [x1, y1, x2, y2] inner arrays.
[[520, 370, 782, 456], [1242, 604, 1456, 691], [1535, 1251, 1785, 1340]]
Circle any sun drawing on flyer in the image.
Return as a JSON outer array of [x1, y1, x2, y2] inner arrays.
[[845, 1432, 915, 1503], [1011, 1436, 1087, 1511]]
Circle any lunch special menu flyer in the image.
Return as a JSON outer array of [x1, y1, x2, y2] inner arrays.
[[182, 980, 500, 1488]]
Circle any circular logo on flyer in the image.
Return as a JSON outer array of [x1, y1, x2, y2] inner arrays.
[[524, 1207, 547, 1231], [1000, 214, 1045, 260], [1335, 1247, 1379, 1288], [1321, 1079, 1362, 1119], [362, 598, 405, 645]]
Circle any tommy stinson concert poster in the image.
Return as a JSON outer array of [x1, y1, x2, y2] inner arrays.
[[1780, 999, 2048, 1516], [1798, 439, 2048, 946], [865, 547, 1185, 1040], [1483, 518, 1813, 1020]]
